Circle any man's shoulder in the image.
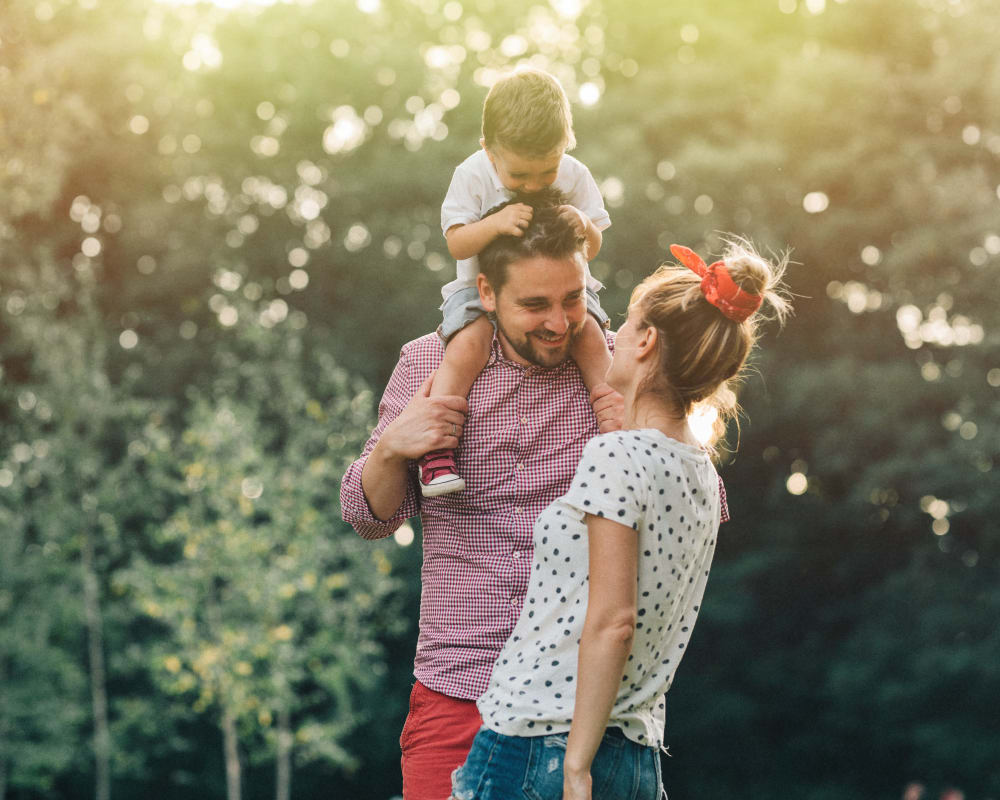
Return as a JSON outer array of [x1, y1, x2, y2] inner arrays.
[[400, 332, 446, 366]]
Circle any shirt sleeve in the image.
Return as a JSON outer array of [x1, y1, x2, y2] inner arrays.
[[339, 348, 422, 540], [441, 161, 484, 234], [561, 435, 644, 532], [565, 158, 611, 232], [717, 473, 730, 523]]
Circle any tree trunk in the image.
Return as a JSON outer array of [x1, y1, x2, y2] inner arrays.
[[1, 659, 9, 800], [275, 705, 292, 800], [222, 708, 241, 800], [81, 530, 111, 800]]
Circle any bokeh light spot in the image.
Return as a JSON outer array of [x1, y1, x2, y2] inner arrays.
[[680, 24, 699, 43], [394, 523, 415, 547], [803, 192, 829, 213], [786, 472, 808, 495], [578, 82, 600, 106]]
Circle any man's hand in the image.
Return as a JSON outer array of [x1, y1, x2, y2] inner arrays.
[[556, 204, 588, 238], [589, 382, 624, 434], [380, 371, 468, 460], [490, 203, 533, 237]]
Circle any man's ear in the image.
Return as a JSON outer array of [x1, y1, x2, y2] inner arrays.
[[478, 273, 497, 313]]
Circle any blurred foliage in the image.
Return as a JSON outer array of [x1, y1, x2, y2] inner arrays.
[[1, 0, 999, 798]]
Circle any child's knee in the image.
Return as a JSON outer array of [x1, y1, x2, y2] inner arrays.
[[446, 316, 493, 359]]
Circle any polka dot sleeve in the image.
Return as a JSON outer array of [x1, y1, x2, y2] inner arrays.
[[561, 434, 645, 532]]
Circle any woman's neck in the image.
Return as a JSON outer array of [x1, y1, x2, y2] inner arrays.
[[623, 393, 698, 447]]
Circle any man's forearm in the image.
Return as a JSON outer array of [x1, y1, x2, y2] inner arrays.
[[360, 437, 411, 522]]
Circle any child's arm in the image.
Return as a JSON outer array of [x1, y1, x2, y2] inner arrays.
[[445, 203, 534, 260], [557, 205, 603, 260]]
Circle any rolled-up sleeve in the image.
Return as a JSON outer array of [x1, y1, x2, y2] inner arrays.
[[340, 349, 422, 540]]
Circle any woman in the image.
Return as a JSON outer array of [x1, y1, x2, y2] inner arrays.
[[449, 238, 790, 800]]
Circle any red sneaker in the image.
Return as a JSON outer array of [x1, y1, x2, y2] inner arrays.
[[418, 449, 465, 497]]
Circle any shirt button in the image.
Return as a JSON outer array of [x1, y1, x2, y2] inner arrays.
[[512, 550, 521, 559], [520, 417, 528, 425], [513, 507, 523, 514], [516, 462, 524, 471]]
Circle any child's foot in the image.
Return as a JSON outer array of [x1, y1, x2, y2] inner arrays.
[[419, 449, 466, 497]]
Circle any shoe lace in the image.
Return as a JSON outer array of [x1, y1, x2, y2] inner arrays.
[[422, 450, 456, 480]]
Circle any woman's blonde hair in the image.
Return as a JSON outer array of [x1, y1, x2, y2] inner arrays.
[[629, 236, 792, 447]]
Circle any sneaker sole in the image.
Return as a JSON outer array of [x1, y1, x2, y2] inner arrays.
[[420, 477, 466, 497]]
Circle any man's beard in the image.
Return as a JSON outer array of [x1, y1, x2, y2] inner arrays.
[[495, 315, 583, 368]]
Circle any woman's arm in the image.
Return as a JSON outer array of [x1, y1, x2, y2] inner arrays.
[[563, 514, 638, 800]]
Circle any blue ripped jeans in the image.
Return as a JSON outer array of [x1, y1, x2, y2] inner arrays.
[[450, 726, 664, 800]]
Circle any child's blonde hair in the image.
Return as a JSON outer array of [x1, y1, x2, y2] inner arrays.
[[629, 236, 792, 446], [482, 68, 576, 158]]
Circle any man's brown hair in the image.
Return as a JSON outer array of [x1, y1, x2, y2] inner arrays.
[[478, 189, 585, 293]]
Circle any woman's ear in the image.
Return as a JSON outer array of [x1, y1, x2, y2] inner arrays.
[[634, 325, 658, 361]]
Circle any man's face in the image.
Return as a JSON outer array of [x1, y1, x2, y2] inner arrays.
[[484, 144, 564, 195], [479, 254, 588, 369]]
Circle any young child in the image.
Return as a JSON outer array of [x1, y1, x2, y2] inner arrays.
[[420, 68, 613, 496]]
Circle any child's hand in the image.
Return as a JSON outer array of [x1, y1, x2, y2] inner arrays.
[[556, 204, 588, 238], [590, 382, 624, 433], [491, 203, 533, 237]]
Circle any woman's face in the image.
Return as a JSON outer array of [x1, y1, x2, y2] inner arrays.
[[606, 308, 642, 393]]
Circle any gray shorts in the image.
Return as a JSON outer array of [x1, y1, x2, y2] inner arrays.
[[438, 286, 610, 343]]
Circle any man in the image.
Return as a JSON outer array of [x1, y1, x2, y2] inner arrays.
[[340, 200, 623, 800]]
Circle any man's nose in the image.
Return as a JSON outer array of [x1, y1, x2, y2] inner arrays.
[[544, 307, 569, 334]]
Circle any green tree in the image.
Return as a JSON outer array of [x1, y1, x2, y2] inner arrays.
[[124, 301, 403, 800]]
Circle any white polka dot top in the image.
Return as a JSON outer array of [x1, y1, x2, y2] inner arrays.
[[477, 429, 722, 748]]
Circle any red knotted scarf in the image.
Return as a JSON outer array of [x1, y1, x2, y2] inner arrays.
[[669, 244, 762, 323]]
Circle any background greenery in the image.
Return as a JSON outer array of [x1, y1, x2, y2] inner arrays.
[[1, 0, 998, 798]]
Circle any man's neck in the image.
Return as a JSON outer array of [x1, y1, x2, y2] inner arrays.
[[495, 330, 530, 367]]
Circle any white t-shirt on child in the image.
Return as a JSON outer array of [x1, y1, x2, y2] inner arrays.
[[439, 149, 612, 301], [477, 429, 722, 749]]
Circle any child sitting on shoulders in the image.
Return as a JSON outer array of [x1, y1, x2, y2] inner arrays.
[[420, 67, 613, 496]]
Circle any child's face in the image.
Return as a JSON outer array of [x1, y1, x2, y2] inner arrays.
[[485, 144, 563, 194]]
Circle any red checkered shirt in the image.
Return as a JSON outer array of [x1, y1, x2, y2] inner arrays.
[[340, 331, 729, 701]]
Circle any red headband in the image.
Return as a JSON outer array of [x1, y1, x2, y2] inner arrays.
[[669, 244, 762, 323]]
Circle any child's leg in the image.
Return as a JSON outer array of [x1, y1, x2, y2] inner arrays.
[[431, 315, 493, 398], [420, 311, 493, 498], [570, 314, 612, 394]]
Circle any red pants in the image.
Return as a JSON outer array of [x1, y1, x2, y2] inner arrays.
[[400, 681, 482, 800]]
